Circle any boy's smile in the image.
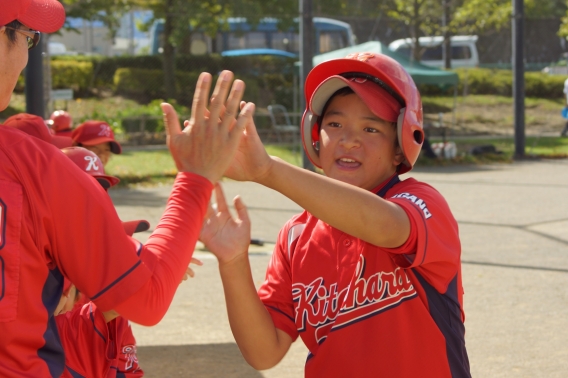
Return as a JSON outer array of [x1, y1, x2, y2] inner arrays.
[[318, 93, 403, 190]]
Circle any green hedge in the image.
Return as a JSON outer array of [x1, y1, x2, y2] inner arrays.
[[15, 60, 93, 95], [51, 61, 93, 94], [420, 68, 566, 98], [113, 68, 262, 106], [52, 54, 295, 88]]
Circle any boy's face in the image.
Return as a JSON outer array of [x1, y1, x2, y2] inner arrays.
[[84, 142, 112, 166], [318, 93, 404, 190]]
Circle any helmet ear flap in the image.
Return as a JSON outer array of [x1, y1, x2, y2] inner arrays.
[[311, 121, 320, 144], [301, 110, 322, 168]]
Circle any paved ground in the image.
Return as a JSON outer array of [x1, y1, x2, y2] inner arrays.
[[109, 158, 568, 377]]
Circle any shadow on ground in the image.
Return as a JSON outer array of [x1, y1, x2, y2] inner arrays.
[[137, 343, 263, 377], [108, 187, 170, 207]]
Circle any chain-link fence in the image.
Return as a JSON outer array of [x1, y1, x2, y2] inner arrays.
[[2, 13, 568, 145]]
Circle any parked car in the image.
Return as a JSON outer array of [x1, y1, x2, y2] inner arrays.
[[388, 35, 479, 68]]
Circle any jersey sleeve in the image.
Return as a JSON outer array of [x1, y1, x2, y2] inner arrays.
[[18, 139, 212, 325], [55, 302, 114, 378], [257, 216, 306, 342], [381, 181, 461, 293]]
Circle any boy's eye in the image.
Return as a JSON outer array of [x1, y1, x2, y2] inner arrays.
[[364, 127, 379, 133], [327, 122, 341, 128]]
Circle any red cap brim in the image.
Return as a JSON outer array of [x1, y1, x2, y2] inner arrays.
[[310, 75, 401, 123], [51, 135, 73, 149], [80, 137, 122, 154]]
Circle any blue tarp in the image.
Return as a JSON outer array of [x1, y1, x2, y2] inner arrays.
[[221, 48, 298, 58]]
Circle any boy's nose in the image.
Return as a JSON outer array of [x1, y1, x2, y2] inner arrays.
[[339, 129, 361, 149]]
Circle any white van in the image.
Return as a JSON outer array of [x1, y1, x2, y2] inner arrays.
[[388, 35, 479, 68]]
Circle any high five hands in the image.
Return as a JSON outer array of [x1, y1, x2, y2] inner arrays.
[[160, 70, 255, 184]]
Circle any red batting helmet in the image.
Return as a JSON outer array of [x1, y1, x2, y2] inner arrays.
[[301, 52, 424, 174], [48, 110, 72, 132], [61, 147, 120, 190]]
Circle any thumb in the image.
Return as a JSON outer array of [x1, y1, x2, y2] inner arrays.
[[233, 195, 250, 226], [161, 102, 182, 141]]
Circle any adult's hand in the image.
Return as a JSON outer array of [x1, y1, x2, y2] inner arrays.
[[161, 71, 254, 184]]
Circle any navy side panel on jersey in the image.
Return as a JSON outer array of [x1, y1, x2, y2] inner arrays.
[[412, 270, 471, 378], [37, 268, 65, 377]]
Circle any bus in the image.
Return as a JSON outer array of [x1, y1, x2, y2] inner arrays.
[[149, 17, 356, 56]]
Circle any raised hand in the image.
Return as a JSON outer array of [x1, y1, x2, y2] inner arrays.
[[161, 71, 255, 184], [200, 183, 251, 264], [224, 101, 274, 183]]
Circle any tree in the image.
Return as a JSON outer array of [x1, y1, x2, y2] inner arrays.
[[62, 0, 132, 39]]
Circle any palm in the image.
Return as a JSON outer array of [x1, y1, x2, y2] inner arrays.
[[200, 184, 251, 263]]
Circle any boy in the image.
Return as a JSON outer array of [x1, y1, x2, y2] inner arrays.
[[4, 112, 72, 149], [47, 109, 73, 137], [200, 53, 471, 377], [72, 120, 122, 165]]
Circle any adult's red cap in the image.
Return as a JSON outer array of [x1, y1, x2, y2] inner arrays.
[[0, 0, 66, 34], [72, 120, 122, 154], [3, 113, 72, 148]]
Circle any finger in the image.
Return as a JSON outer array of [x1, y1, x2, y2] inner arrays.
[[191, 257, 203, 266], [230, 102, 255, 143], [191, 72, 212, 124], [187, 267, 195, 278], [239, 101, 247, 111], [214, 182, 230, 215], [220, 80, 245, 133], [203, 200, 216, 220], [161, 103, 182, 139], [208, 71, 234, 126], [233, 195, 250, 226]]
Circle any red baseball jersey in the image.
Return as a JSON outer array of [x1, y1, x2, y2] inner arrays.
[[258, 174, 471, 378], [0, 126, 212, 376], [56, 302, 143, 377]]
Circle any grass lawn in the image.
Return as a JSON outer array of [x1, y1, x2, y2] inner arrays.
[[106, 137, 568, 188], [106, 144, 303, 187]]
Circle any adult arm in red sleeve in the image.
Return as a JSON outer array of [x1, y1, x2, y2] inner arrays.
[[113, 172, 212, 325]]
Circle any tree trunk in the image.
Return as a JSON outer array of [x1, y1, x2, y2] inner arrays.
[[163, 1, 176, 101], [443, 0, 452, 69]]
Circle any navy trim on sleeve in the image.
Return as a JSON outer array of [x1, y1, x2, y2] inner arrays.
[[88, 304, 107, 343], [266, 304, 296, 323], [91, 260, 142, 301]]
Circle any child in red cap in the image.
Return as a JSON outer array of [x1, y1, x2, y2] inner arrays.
[[47, 109, 73, 137], [72, 120, 122, 165], [4, 112, 72, 149], [201, 54, 470, 378]]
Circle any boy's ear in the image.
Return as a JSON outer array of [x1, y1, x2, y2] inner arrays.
[[393, 145, 405, 166]]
